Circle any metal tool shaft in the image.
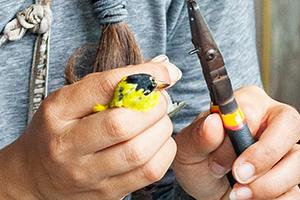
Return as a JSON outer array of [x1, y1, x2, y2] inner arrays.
[[187, 0, 256, 186]]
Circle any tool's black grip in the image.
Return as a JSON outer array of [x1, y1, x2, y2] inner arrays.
[[226, 124, 256, 156], [225, 124, 256, 187]]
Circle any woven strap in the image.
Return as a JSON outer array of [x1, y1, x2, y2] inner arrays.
[[27, 0, 52, 123], [0, 0, 52, 123]]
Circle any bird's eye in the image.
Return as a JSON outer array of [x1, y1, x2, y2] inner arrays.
[[152, 80, 157, 86]]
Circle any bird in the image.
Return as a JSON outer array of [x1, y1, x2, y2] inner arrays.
[[93, 73, 170, 112]]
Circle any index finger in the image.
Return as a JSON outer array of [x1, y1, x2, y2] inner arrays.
[[45, 61, 181, 120]]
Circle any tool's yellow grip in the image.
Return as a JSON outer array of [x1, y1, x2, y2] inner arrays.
[[221, 108, 246, 131]]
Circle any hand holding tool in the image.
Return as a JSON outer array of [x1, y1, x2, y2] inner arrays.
[[186, 0, 256, 186]]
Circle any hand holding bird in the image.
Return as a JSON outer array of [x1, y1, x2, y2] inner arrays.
[[93, 57, 185, 115], [93, 73, 169, 112]]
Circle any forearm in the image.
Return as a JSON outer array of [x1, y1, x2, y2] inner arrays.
[[0, 137, 40, 200]]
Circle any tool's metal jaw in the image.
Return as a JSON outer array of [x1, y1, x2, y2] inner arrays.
[[187, 0, 235, 113], [187, 0, 224, 71]]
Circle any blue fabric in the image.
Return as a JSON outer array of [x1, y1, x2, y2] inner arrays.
[[0, 0, 262, 198]]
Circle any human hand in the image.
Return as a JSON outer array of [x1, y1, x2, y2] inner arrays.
[[0, 58, 182, 200], [173, 86, 300, 200]]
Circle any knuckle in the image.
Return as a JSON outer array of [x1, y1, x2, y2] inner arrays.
[[105, 110, 130, 140], [258, 144, 277, 165], [124, 143, 148, 166], [46, 136, 67, 164], [39, 87, 69, 120], [240, 85, 262, 94], [246, 143, 277, 171], [253, 179, 282, 199], [247, 86, 269, 98], [261, 144, 276, 158], [33, 103, 61, 137], [249, 85, 265, 93], [39, 96, 59, 120], [275, 104, 300, 139], [236, 86, 271, 106], [82, 72, 118, 104], [97, 75, 118, 99], [69, 168, 89, 187], [142, 162, 165, 182]]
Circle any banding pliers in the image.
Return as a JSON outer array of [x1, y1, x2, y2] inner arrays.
[[186, 0, 256, 186]]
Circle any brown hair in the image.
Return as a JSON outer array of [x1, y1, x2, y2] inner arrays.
[[65, 21, 143, 84]]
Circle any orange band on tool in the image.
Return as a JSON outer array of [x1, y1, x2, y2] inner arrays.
[[210, 104, 220, 113], [210, 105, 246, 131], [221, 108, 246, 130]]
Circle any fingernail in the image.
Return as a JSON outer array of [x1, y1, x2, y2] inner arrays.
[[235, 162, 255, 183], [165, 62, 182, 84], [209, 160, 227, 178], [204, 114, 213, 123], [151, 55, 182, 83], [202, 114, 214, 132], [151, 54, 169, 63], [229, 187, 253, 200]]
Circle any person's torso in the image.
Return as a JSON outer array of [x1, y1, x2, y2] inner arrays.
[[0, 0, 261, 198]]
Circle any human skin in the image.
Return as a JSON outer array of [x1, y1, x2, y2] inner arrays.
[[0, 59, 182, 200], [1, 58, 299, 200], [173, 86, 300, 200]]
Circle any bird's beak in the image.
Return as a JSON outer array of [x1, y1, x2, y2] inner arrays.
[[156, 81, 170, 90]]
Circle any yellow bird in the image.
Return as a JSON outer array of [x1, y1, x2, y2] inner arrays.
[[93, 73, 170, 112]]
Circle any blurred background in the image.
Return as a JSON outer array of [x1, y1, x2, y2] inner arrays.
[[255, 0, 300, 110]]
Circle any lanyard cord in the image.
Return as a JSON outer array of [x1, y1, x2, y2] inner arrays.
[[28, 0, 52, 123], [0, 1, 52, 123]]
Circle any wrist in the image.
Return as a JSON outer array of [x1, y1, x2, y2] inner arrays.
[[0, 136, 41, 200]]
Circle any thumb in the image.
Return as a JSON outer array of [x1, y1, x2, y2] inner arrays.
[[175, 113, 225, 164], [44, 61, 182, 120]]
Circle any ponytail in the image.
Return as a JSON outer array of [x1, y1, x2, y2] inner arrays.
[[65, 0, 143, 84]]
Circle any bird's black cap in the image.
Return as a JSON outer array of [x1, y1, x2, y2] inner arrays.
[[125, 74, 157, 95]]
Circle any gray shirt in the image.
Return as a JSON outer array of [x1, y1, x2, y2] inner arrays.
[[0, 0, 261, 198]]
